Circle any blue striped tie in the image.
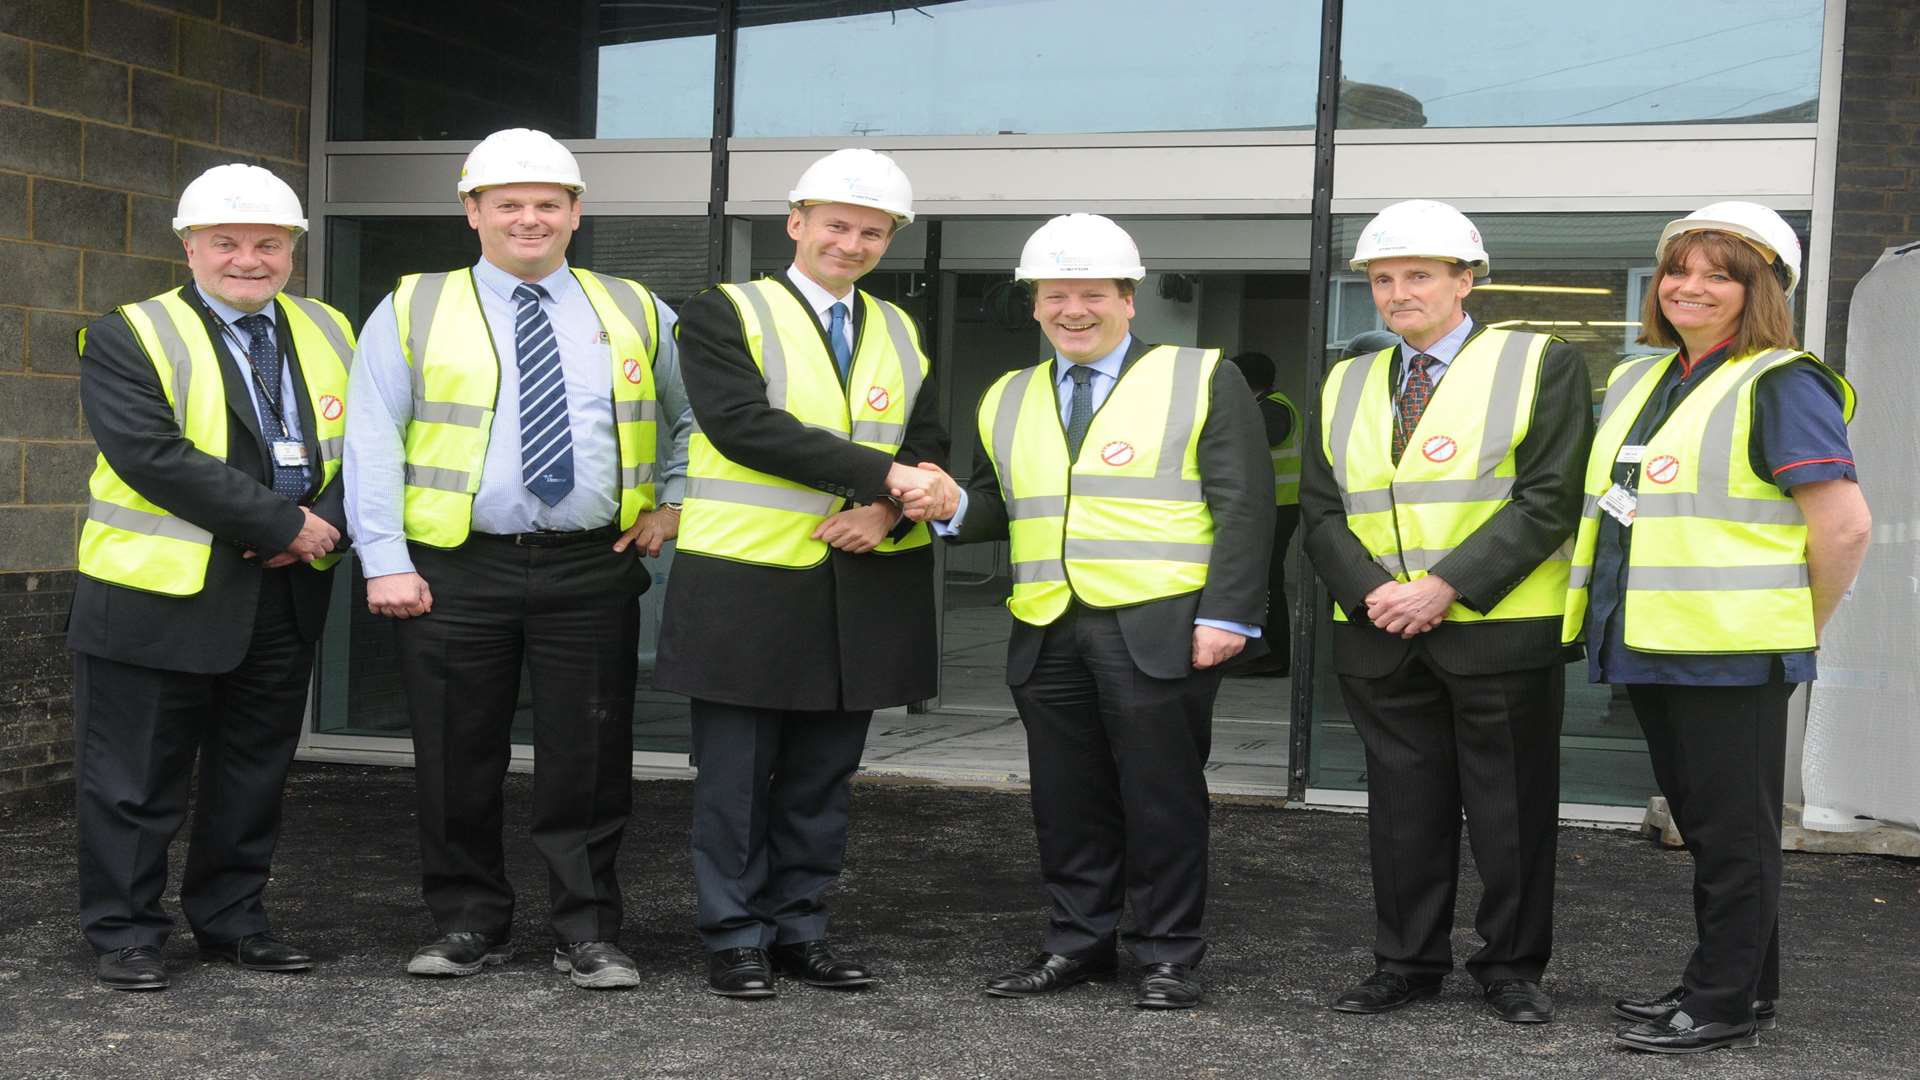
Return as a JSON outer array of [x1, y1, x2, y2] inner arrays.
[[513, 283, 573, 506], [827, 301, 852, 382]]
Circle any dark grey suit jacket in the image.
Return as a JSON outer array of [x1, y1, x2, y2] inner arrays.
[[1298, 324, 1593, 678], [950, 338, 1275, 684], [68, 287, 348, 674]]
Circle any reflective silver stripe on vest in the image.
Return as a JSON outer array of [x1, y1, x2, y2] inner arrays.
[[1599, 354, 1670, 428], [614, 399, 658, 423], [1697, 348, 1799, 499], [131, 299, 195, 428], [1071, 475, 1204, 501], [1012, 559, 1067, 584], [413, 398, 489, 427], [281, 295, 354, 368], [404, 271, 455, 407], [1063, 538, 1212, 563], [1388, 537, 1571, 577], [1474, 333, 1542, 476], [685, 476, 835, 515], [1155, 348, 1206, 482], [404, 463, 470, 493], [1626, 564, 1810, 591], [621, 463, 657, 487], [872, 300, 924, 411], [1635, 491, 1803, 525], [1007, 495, 1067, 519], [850, 420, 904, 444], [88, 497, 212, 544], [737, 285, 792, 410], [582, 271, 654, 356], [317, 436, 343, 464], [991, 367, 1042, 504], [1569, 564, 1592, 589], [1327, 350, 1384, 513], [1344, 476, 1517, 515]]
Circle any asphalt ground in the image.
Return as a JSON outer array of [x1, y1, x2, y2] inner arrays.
[[1, 763, 1915, 1080]]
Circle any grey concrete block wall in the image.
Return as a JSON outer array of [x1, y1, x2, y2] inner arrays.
[[0, 0, 313, 807]]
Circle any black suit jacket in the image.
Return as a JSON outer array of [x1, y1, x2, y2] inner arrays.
[[950, 338, 1275, 684], [1298, 324, 1593, 678], [653, 274, 948, 712], [68, 287, 348, 675]]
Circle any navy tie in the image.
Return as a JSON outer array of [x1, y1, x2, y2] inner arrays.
[[514, 283, 573, 507], [1065, 364, 1096, 459], [827, 301, 852, 382], [235, 313, 306, 500]]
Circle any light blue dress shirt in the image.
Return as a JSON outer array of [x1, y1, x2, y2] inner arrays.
[[1394, 313, 1475, 394], [345, 257, 692, 579], [784, 264, 857, 355], [196, 286, 304, 444], [937, 334, 1259, 638]]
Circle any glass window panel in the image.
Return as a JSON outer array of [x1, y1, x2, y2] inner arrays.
[[733, 0, 1319, 137], [330, 1, 717, 141], [312, 215, 710, 754], [1306, 210, 1809, 806], [1339, 0, 1823, 128]]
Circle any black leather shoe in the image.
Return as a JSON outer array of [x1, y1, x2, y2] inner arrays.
[[1330, 970, 1443, 1014], [770, 940, 876, 988], [406, 931, 511, 977], [708, 947, 777, 998], [552, 941, 640, 989], [1612, 986, 1777, 1031], [199, 933, 313, 972], [1134, 962, 1202, 1009], [1615, 1010, 1759, 1054], [1483, 978, 1554, 1023], [96, 946, 168, 991], [983, 951, 1118, 998]]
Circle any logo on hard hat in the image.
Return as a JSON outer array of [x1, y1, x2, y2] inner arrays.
[[1099, 441, 1136, 467], [319, 395, 344, 422], [1646, 455, 1681, 485], [622, 358, 644, 384], [1421, 435, 1457, 463], [866, 386, 891, 412]]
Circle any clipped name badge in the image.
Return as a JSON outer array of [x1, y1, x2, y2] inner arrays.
[[272, 440, 311, 468], [1615, 444, 1646, 464], [1597, 483, 1637, 526]]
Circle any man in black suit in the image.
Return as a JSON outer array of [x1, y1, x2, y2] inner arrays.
[[70, 165, 355, 990], [1298, 199, 1592, 1023], [910, 214, 1273, 1010], [656, 148, 958, 998]]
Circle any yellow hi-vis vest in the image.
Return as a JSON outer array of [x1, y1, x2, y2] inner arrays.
[[1561, 348, 1855, 652], [677, 278, 932, 568], [1266, 390, 1302, 507], [392, 267, 659, 548], [1320, 329, 1566, 624], [76, 289, 356, 595], [979, 346, 1219, 626]]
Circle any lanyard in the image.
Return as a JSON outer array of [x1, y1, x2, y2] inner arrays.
[[216, 317, 298, 439]]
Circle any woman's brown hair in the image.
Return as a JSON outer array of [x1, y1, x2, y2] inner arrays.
[[1638, 230, 1800, 357]]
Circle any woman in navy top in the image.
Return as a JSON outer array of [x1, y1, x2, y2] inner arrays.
[[1581, 203, 1872, 1055]]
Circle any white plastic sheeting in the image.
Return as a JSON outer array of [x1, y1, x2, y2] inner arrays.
[[1802, 243, 1920, 832]]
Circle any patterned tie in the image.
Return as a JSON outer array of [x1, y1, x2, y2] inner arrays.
[[235, 313, 307, 500], [514, 283, 574, 506], [1393, 353, 1437, 462], [827, 301, 853, 382], [1064, 364, 1096, 459]]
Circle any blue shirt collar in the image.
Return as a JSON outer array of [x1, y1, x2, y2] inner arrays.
[[1398, 314, 1474, 366], [1054, 334, 1132, 386], [194, 284, 273, 330], [474, 257, 577, 303]]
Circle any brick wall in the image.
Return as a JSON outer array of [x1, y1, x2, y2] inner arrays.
[[0, 0, 312, 807], [1826, 0, 1920, 371]]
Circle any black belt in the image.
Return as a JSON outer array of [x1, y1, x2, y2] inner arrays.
[[469, 524, 619, 548]]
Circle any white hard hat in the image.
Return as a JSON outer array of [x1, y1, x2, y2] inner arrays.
[[172, 163, 306, 236], [788, 148, 915, 225], [1656, 201, 1803, 296], [1350, 199, 1490, 278], [457, 128, 585, 198], [1014, 214, 1146, 282]]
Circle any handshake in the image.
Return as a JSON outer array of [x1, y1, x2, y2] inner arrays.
[[887, 461, 961, 524]]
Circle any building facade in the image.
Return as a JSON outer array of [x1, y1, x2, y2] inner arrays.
[[3, 0, 1914, 808]]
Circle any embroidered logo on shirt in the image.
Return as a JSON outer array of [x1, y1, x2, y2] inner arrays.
[[318, 395, 344, 421], [1646, 454, 1681, 485], [1100, 441, 1136, 467], [622, 358, 645, 384], [866, 386, 891, 412], [1421, 435, 1457, 463]]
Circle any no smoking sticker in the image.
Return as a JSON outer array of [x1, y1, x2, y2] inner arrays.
[[1421, 435, 1457, 463], [1100, 441, 1136, 467], [318, 395, 344, 421], [622, 358, 645, 384], [1646, 454, 1681, 485], [866, 386, 891, 412]]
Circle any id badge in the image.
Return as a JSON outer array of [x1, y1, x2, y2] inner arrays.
[[271, 440, 310, 468], [1597, 483, 1638, 526], [1615, 444, 1646, 464]]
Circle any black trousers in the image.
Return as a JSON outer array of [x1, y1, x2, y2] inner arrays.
[[1010, 607, 1218, 967], [395, 535, 645, 945], [1262, 506, 1301, 671], [74, 569, 312, 953], [688, 699, 872, 951], [1339, 649, 1562, 983], [1628, 680, 1791, 1025]]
